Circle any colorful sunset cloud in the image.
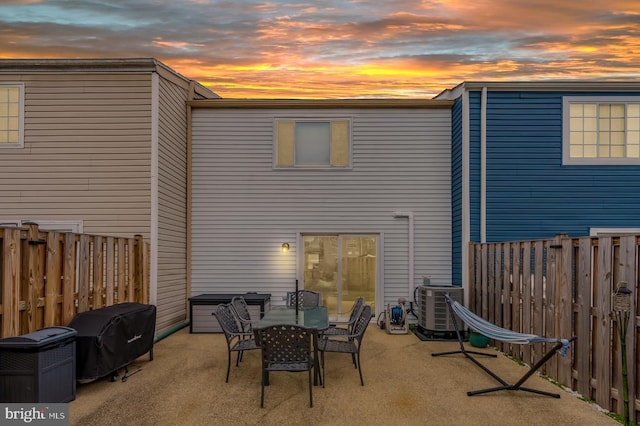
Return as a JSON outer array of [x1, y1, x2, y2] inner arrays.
[[0, 0, 638, 98]]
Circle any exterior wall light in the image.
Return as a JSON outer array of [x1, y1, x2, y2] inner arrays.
[[281, 243, 290, 253]]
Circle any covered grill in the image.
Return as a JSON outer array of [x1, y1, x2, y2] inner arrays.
[[69, 303, 156, 382]]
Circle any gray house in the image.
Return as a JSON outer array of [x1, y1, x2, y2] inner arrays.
[[0, 58, 218, 333], [188, 99, 453, 319]]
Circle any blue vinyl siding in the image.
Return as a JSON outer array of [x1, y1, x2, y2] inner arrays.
[[471, 90, 640, 242], [451, 97, 463, 285]]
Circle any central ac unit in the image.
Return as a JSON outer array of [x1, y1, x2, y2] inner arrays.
[[417, 285, 463, 332]]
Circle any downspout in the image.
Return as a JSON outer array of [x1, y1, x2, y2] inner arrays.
[[154, 321, 189, 343], [393, 211, 415, 300], [461, 90, 470, 305], [150, 72, 159, 306], [186, 81, 195, 325], [481, 86, 487, 243]]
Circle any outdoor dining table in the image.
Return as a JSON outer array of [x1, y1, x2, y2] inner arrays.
[[254, 305, 329, 386], [255, 305, 329, 330]]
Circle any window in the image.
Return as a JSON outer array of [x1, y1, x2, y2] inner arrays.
[[275, 119, 350, 168], [563, 96, 640, 165], [0, 84, 24, 148]]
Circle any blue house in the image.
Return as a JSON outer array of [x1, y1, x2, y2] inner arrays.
[[436, 82, 640, 288]]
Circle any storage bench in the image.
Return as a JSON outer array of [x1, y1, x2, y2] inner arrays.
[[189, 293, 271, 333]]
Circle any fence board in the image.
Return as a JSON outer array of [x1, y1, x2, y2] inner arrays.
[[62, 233, 76, 325], [77, 235, 90, 312], [2, 229, 21, 337], [93, 236, 104, 309], [575, 237, 592, 397], [44, 232, 62, 327], [533, 240, 544, 366], [557, 235, 573, 386], [488, 245, 495, 324], [502, 243, 512, 354], [117, 238, 126, 304], [522, 241, 532, 364], [618, 236, 637, 418], [127, 241, 135, 302], [106, 237, 115, 306], [595, 237, 613, 409], [544, 240, 557, 377]]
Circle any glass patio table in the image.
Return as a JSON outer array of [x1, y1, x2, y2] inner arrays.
[[254, 305, 329, 330]]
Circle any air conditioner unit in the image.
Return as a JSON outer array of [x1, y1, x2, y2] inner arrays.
[[417, 285, 464, 332]]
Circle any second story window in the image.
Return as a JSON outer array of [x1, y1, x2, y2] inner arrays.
[[0, 84, 24, 148], [275, 119, 351, 168], [563, 96, 640, 164]]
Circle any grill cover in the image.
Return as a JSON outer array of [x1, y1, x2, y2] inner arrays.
[[69, 303, 156, 382]]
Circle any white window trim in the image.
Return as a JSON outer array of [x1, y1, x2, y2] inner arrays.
[[0, 83, 25, 149], [563, 96, 640, 165], [590, 227, 640, 236], [1, 219, 83, 233], [273, 117, 353, 170]]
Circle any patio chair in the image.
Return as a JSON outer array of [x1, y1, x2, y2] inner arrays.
[[318, 304, 373, 387], [257, 324, 318, 408], [212, 303, 259, 383], [286, 289, 321, 308], [321, 296, 365, 339], [230, 296, 258, 333]]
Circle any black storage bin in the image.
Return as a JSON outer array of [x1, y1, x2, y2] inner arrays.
[[0, 326, 77, 403], [69, 303, 156, 382], [189, 293, 271, 333]]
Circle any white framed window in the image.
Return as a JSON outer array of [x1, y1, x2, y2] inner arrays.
[[0, 83, 24, 148], [274, 118, 351, 168], [563, 96, 640, 165]]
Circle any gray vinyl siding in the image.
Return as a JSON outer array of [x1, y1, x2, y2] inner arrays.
[[0, 73, 152, 237], [156, 77, 189, 331], [469, 90, 640, 242], [191, 107, 452, 311]]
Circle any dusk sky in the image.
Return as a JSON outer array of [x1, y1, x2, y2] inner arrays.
[[1, 0, 639, 98]]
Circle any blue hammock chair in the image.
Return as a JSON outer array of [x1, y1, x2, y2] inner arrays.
[[432, 294, 576, 398]]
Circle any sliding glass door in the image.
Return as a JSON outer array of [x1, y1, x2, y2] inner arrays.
[[302, 234, 377, 319]]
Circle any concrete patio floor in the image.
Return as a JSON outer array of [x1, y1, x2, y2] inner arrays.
[[69, 325, 617, 426]]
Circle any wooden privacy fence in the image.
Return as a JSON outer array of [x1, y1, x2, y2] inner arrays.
[[0, 223, 150, 338], [470, 233, 639, 423]]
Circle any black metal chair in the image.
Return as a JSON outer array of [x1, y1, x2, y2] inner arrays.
[[230, 296, 258, 333], [318, 304, 372, 387], [212, 303, 259, 383], [286, 289, 321, 308], [257, 324, 318, 408], [321, 296, 365, 339]]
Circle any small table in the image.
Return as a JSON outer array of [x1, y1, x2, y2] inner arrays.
[[254, 306, 329, 386]]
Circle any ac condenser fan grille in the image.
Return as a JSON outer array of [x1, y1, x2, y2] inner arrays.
[[417, 286, 463, 332]]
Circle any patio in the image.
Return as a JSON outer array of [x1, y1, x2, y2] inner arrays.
[[69, 325, 616, 425]]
